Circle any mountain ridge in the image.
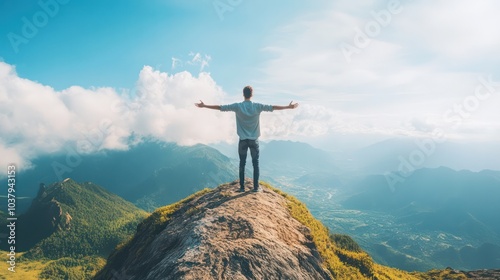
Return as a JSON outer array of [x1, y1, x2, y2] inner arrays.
[[14, 179, 148, 260]]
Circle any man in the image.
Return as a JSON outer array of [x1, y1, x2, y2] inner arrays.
[[195, 85, 298, 192]]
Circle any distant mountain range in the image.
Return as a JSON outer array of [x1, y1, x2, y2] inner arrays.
[[211, 140, 340, 180], [350, 138, 500, 174], [10, 137, 495, 211], [340, 167, 500, 270], [1, 142, 236, 212], [343, 167, 500, 238], [260, 140, 338, 175]]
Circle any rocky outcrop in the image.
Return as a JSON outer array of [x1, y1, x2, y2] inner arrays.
[[59, 212, 72, 230], [463, 269, 500, 279], [95, 181, 333, 280], [36, 183, 47, 200], [30, 187, 69, 232], [427, 267, 500, 280]]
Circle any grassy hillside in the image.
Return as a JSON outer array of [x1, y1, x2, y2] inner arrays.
[[0, 253, 106, 280], [19, 179, 148, 259], [0, 179, 148, 279]]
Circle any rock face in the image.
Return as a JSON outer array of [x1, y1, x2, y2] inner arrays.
[[30, 183, 68, 232], [96, 181, 333, 280], [13, 183, 71, 250]]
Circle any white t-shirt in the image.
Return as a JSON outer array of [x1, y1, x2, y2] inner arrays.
[[220, 100, 273, 140]]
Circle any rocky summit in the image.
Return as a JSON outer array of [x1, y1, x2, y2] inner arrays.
[[95, 180, 334, 279]]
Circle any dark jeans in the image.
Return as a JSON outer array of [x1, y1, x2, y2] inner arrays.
[[238, 139, 259, 189]]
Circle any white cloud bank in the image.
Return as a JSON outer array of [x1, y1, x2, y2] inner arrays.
[[256, 0, 500, 144], [0, 62, 238, 175]]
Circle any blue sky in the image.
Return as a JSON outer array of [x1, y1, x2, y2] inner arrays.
[[1, 0, 500, 173], [0, 0, 319, 91]]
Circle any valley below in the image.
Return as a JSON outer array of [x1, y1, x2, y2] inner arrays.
[[271, 177, 500, 272]]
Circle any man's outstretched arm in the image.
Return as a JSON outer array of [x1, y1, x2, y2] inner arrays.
[[273, 101, 299, 110], [195, 100, 221, 110]]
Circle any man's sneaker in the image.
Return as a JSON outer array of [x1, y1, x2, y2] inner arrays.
[[237, 187, 245, 193], [252, 187, 261, 192]]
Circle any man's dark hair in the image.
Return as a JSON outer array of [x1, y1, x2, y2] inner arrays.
[[243, 86, 253, 99]]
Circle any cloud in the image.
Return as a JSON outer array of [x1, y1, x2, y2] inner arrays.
[[130, 66, 233, 144], [397, 0, 500, 63], [255, 0, 500, 143], [171, 52, 212, 72], [171, 57, 181, 69], [188, 52, 211, 71], [0, 62, 237, 176], [0, 143, 28, 170]]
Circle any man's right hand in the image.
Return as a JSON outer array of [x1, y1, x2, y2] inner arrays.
[[195, 100, 205, 108], [195, 101, 221, 110]]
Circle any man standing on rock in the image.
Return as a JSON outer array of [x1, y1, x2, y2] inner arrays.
[[195, 86, 298, 192]]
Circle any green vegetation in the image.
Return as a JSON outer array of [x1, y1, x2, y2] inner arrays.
[[0, 252, 46, 280], [0, 253, 106, 280], [414, 268, 468, 280], [330, 234, 363, 252], [6, 179, 148, 279], [139, 188, 211, 235], [21, 179, 148, 260], [38, 256, 106, 280]]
